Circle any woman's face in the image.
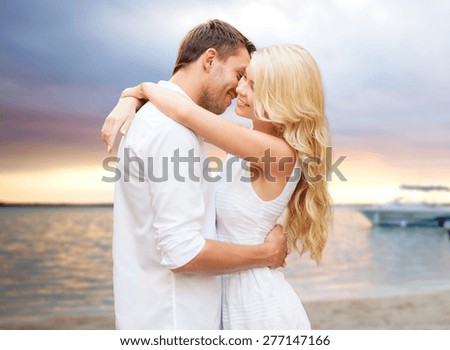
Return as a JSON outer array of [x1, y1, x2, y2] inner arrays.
[[234, 64, 255, 119]]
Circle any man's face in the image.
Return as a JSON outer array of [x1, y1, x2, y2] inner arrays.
[[199, 47, 250, 114]]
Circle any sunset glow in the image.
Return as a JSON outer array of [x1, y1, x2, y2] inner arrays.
[[1, 1, 449, 204]]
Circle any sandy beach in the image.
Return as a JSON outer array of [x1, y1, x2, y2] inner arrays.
[[305, 289, 450, 330], [1, 289, 449, 330]]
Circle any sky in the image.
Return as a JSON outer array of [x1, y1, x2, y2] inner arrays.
[[0, 0, 449, 204]]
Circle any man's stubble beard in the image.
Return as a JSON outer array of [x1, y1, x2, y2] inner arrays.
[[198, 87, 226, 115]]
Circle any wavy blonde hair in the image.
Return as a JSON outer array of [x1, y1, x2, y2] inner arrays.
[[250, 44, 332, 263]]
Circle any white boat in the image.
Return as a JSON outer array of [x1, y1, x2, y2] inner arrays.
[[359, 185, 450, 227]]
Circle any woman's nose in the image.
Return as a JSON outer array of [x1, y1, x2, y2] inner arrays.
[[236, 83, 246, 96]]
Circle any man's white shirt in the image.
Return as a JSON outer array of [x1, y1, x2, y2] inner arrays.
[[113, 81, 220, 329]]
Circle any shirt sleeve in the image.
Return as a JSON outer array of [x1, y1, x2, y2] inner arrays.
[[145, 124, 206, 269]]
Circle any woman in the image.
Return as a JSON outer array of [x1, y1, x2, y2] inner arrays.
[[103, 44, 331, 329]]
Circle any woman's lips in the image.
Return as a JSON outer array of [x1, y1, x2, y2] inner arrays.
[[237, 98, 249, 107]]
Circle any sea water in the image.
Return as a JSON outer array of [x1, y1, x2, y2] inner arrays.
[[1, 206, 449, 324]]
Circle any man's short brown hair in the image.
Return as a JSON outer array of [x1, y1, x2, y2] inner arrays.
[[173, 19, 256, 75]]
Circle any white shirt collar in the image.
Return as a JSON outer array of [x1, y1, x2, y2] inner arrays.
[[157, 80, 193, 101]]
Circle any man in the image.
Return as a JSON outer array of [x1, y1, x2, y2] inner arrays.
[[102, 19, 287, 329]]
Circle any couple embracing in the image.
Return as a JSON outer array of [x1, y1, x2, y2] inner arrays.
[[102, 19, 331, 330]]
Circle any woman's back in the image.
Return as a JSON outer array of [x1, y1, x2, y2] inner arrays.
[[216, 154, 299, 245]]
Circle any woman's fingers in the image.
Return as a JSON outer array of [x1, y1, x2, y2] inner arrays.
[[101, 114, 122, 153], [120, 113, 135, 136], [101, 98, 140, 153]]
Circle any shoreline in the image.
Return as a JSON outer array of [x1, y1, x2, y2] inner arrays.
[[1, 289, 449, 330]]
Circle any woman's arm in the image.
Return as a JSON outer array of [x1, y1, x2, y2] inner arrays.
[[122, 83, 296, 174], [101, 96, 144, 153]]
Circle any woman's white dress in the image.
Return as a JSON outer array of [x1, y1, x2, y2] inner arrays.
[[215, 155, 311, 330]]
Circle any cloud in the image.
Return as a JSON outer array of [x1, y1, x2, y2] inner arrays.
[[2, 0, 449, 128], [0, 0, 449, 203]]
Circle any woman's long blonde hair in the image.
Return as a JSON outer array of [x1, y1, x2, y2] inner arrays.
[[250, 44, 332, 263]]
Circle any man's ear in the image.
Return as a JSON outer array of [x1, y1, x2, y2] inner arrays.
[[203, 48, 218, 71]]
